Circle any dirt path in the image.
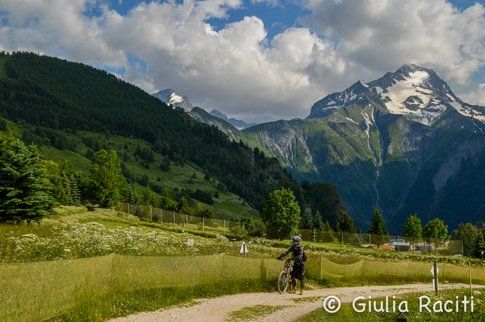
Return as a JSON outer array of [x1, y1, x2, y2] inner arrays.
[[111, 283, 482, 322]]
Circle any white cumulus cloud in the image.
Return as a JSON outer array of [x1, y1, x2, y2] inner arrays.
[[0, 0, 482, 121], [304, 0, 485, 106]]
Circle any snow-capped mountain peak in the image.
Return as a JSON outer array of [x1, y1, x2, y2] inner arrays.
[[308, 64, 484, 125], [153, 89, 193, 111]]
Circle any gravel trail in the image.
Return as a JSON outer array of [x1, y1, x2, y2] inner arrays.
[[111, 283, 481, 322]]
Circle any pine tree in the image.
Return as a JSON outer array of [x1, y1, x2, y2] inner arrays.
[[68, 174, 81, 205], [312, 209, 323, 230], [0, 135, 53, 222], [336, 210, 359, 233], [159, 187, 177, 211], [301, 207, 313, 229], [177, 196, 191, 215], [368, 208, 389, 247]]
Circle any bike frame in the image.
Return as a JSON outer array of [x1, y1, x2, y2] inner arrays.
[[277, 258, 294, 293], [284, 258, 292, 274]]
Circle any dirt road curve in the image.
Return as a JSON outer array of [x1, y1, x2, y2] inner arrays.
[[111, 283, 482, 322]]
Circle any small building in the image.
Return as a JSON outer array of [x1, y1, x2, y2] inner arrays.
[[391, 241, 411, 252], [416, 244, 433, 253]]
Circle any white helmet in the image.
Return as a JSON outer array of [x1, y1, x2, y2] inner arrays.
[[291, 235, 302, 244]]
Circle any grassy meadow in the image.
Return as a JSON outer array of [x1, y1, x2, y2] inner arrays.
[[1, 206, 484, 321]]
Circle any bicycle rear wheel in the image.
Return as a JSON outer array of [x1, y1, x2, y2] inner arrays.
[[277, 270, 289, 293]]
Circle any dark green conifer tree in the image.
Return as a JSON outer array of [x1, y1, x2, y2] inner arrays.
[[0, 135, 53, 222]]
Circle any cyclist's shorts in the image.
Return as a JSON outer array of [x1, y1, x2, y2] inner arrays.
[[291, 262, 305, 279]]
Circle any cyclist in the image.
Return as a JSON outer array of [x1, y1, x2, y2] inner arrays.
[[277, 235, 306, 294]]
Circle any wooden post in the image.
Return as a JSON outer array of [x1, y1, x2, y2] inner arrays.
[[223, 219, 226, 233], [127, 203, 130, 214], [433, 261, 439, 295], [341, 231, 344, 245], [149, 206, 153, 221], [469, 261, 473, 297], [160, 209, 163, 224], [313, 228, 316, 243], [173, 212, 175, 225], [202, 217, 205, 231]]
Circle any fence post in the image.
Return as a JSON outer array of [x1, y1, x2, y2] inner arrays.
[[127, 203, 130, 214], [223, 219, 226, 233], [433, 260, 439, 295], [469, 261, 473, 296], [149, 206, 153, 222], [160, 209, 163, 224], [173, 212, 176, 225], [319, 254, 323, 279], [260, 259, 267, 283], [341, 231, 344, 245], [313, 228, 316, 243], [203, 217, 205, 231], [185, 214, 188, 226]]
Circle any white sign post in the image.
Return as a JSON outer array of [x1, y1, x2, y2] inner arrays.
[[240, 242, 248, 256], [431, 263, 439, 294]]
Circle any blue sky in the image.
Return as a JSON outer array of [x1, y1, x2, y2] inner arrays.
[[105, 0, 309, 38], [0, 0, 483, 121], [102, 0, 480, 39]]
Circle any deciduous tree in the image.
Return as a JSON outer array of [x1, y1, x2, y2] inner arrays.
[[261, 188, 300, 239]]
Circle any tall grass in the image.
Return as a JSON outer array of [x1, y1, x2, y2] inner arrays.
[[0, 254, 280, 321], [54, 280, 275, 321], [306, 255, 485, 287]]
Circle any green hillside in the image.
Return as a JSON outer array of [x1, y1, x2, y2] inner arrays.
[[0, 52, 300, 217], [0, 52, 347, 223], [190, 107, 244, 142]]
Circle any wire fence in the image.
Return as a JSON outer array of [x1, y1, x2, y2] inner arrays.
[[1, 252, 482, 321], [115, 202, 237, 233], [0, 253, 281, 321], [116, 202, 463, 255], [299, 230, 464, 256]]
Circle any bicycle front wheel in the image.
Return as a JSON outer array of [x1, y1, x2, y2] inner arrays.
[[277, 270, 289, 293]]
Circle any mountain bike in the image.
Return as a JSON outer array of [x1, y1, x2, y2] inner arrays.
[[277, 258, 294, 293]]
